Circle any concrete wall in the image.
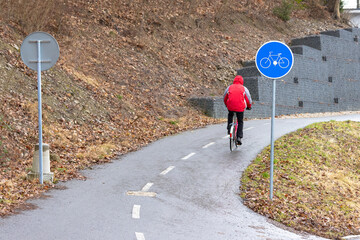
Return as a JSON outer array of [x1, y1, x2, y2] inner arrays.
[[189, 28, 360, 119]]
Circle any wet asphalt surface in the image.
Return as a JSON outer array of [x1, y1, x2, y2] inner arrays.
[[1, 114, 360, 240]]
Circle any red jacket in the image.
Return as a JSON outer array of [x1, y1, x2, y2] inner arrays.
[[223, 75, 252, 112]]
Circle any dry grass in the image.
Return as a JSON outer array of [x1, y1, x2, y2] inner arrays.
[[0, 0, 66, 34], [240, 121, 360, 239], [70, 69, 100, 89], [76, 143, 116, 162]]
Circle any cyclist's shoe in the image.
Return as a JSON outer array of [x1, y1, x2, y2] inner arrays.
[[237, 137, 242, 145]]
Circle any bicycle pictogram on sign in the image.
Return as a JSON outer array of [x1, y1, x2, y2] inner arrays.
[[259, 51, 290, 69]]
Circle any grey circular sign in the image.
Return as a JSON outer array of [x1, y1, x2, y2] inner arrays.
[[20, 32, 60, 71]]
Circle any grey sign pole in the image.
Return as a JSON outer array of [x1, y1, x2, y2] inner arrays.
[[21, 32, 59, 184], [269, 79, 276, 200], [37, 40, 44, 184]]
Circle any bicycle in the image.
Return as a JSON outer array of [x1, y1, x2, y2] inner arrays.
[[260, 52, 289, 69], [229, 115, 238, 152], [228, 107, 252, 151]]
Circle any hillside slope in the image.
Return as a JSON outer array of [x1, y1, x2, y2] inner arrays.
[[0, 0, 348, 215]]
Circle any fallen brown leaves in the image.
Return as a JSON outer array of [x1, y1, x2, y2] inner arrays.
[[240, 121, 360, 239], [0, 90, 219, 216], [0, 0, 349, 217]]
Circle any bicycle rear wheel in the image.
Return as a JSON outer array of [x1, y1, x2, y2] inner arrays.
[[229, 125, 236, 151]]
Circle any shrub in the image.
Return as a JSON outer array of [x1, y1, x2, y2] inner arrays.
[[340, 0, 344, 13], [273, 0, 294, 22]]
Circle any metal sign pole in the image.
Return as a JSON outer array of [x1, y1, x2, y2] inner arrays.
[[255, 41, 293, 201], [269, 79, 276, 200], [21, 32, 59, 184], [37, 40, 43, 185]]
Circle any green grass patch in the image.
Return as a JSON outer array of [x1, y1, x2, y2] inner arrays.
[[240, 121, 360, 239], [169, 120, 178, 125]]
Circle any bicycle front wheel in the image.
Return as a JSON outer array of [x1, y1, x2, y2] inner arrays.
[[279, 57, 290, 69]]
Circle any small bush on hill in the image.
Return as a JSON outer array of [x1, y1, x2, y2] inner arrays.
[[273, 0, 294, 22]]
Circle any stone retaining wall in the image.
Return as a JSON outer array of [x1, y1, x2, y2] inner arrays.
[[189, 28, 360, 119]]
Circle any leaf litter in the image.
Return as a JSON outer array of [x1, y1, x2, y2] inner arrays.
[[0, 0, 350, 218], [240, 121, 360, 239]]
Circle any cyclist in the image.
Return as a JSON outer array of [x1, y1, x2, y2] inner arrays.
[[223, 75, 252, 145]]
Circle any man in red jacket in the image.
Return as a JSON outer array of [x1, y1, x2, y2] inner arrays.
[[223, 75, 252, 145]]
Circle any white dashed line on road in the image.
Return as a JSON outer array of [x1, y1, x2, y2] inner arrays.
[[342, 235, 360, 239], [135, 232, 145, 240], [126, 191, 157, 197], [181, 152, 196, 160], [132, 205, 141, 219], [202, 142, 215, 149], [160, 166, 175, 175], [223, 135, 229, 139], [244, 127, 254, 131], [141, 182, 154, 192]]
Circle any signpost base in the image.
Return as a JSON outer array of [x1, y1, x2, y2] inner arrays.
[[27, 172, 54, 183], [27, 144, 54, 183]]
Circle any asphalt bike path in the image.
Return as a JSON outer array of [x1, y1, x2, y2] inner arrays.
[[1, 114, 360, 240]]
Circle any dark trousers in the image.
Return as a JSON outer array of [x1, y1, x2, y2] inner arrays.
[[227, 111, 244, 138]]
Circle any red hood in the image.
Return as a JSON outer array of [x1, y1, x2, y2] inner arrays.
[[233, 75, 244, 85]]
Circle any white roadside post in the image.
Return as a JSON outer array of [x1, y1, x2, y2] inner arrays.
[[21, 32, 59, 184], [255, 41, 294, 200]]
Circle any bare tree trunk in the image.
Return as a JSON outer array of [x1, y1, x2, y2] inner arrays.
[[327, 0, 341, 19], [333, 0, 340, 19]]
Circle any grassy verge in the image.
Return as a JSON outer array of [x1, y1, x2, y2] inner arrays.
[[240, 120, 360, 239]]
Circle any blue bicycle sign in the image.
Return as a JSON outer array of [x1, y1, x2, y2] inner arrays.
[[256, 41, 293, 79]]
